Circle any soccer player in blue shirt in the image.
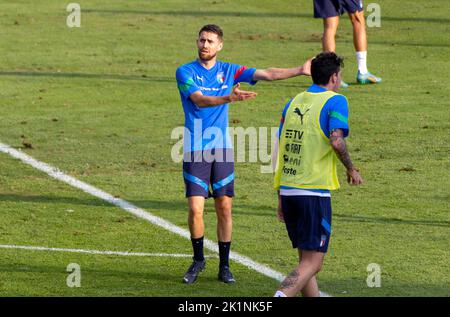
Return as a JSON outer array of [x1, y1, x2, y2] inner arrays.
[[176, 24, 311, 284], [273, 52, 363, 297]]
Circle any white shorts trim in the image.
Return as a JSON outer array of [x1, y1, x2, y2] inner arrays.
[[280, 188, 331, 197]]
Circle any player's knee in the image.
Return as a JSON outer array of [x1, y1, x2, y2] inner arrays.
[[323, 25, 338, 35], [215, 198, 231, 211], [350, 12, 365, 26], [301, 257, 324, 274], [216, 205, 232, 221], [314, 261, 323, 274], [305, 261, 323, 275], [189, 206, 204, 218], [217, 207, 232, 218], [323, 19, 339, 33]]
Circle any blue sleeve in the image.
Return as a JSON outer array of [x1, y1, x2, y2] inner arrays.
[[176, 66, 200, 99], [232, 65, 257, 86], [278, 99, 293, 139], [322, 95, 349, 138]]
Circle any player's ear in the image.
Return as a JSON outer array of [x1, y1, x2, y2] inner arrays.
[[331, 72, 338, 85], [217, 41, 223, 51]]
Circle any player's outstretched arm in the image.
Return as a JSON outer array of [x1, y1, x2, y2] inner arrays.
[[330, 129, 363, 185], [253, 58, 312, 81], [189, 83, 257, 108]]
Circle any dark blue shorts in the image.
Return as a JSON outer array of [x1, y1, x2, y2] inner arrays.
[[183, 149, 234, 198], [281, 195, 332, 253], [314, 0, 364, 18]]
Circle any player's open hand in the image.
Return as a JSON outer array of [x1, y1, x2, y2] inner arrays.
[[299, 57, 313, 76], [347, 167, 363, 185], [229, 83, 257, 102]]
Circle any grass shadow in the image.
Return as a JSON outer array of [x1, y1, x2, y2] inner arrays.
[[0, 71, 173, 83], [84, 9, 450, 24], [1, 194, 448, 228], [317, 276, 450, 297], [0, 194, 113, 207], [333, 213, 450, 228]]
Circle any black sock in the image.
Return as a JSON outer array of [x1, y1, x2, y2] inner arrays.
[[191, 236, 205, 261], [218, 241, 231, 268]]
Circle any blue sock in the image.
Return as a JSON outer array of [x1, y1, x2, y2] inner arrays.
[[219, 241, 231, 268], [191, 236, 204, 261]]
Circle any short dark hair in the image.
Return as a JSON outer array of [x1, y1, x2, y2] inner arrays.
[[311, 52, 344, 86], [198, 24, 223, 40]]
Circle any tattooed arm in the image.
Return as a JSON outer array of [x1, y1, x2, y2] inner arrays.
[[330, 129, 363, 185]]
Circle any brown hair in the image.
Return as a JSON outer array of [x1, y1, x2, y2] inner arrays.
[[198, 24, 223, 40]]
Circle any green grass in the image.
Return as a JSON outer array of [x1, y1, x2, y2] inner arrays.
[[0, 0, 449, 296]]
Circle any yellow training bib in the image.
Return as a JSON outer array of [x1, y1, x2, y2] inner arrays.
[[274, 91, 342, 190]]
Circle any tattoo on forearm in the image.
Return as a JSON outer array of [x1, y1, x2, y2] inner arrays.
[[330, 135, 354, 170], [280, 270, 300, 290]]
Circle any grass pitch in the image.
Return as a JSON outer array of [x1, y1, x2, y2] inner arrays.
[[0, 0, 449, 296]]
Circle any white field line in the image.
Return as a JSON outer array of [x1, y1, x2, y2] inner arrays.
[[0, 142, 331, 297], [0, 244, 216, 258]]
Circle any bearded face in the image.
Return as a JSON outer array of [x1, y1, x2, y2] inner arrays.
[[197, 32, 223, 62]]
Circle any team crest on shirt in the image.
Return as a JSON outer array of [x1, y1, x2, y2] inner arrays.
[[217, 72, 225, 84]]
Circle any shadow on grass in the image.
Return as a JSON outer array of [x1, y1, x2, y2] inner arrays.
[[84, 9, 450, 24], [317, 277, 450, 297], [332, 213, 450, 228], [0, 262, 448, 296], [84, 9, 313, 19], [335, 39, 450, 49], [0, 194, 111, 207], [0, 261, 277, 296], [81, 9, 450, 48], [0, 71, 310, 89], [1, 194, 449, 228], [0, 262, 181, 282], [0, 70, 311, 88], [0, 71, 173, 83]]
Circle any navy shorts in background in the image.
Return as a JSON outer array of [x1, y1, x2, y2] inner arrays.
[[281, 195, 332, 253], [183, 149, 235, 198], [313, 0, 364, 18]]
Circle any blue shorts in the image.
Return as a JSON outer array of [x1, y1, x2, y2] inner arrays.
[[281, 195, 332, 253], [183, 149, 235, 198], [314, 0, 364, 18]]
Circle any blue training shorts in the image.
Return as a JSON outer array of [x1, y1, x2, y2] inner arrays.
[[281, 195, 332, 253], [183, 149, 235, 198], [313, 0, 364, 18]]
